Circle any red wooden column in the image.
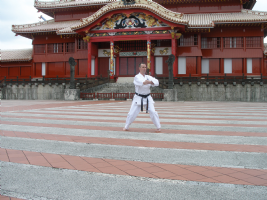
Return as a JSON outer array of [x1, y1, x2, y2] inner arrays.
[[110, 41, 115, 79], [197, 33, 201, 77], [32, 63, 36, 77], [197, 57, 201, 76], [87, 42, 92, 78], [116, 56, 120, 76], [150, 54, 155, 76], [243, 58, 247, 75], [220, 59, 224, 74], [147, 39, 151, 73], [95, 57, 98, 76], [172, 38, 177, 77], [261, 58, 264, 75]]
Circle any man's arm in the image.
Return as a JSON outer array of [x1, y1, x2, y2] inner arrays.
[[143, 80, 154, 85], [133, 75, 144, 86], [147, 76, 159, 86]]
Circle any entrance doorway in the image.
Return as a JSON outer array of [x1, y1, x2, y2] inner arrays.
[[98, 57, 109, 77], [119, 57, 147, 75]]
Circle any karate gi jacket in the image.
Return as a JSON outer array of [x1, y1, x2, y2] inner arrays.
[[133, 73, 159, 105]]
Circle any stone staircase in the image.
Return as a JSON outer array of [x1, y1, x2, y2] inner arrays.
[[81, 82, 164, 94]]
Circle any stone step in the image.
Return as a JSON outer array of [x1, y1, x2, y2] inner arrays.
[[81, 82, 163, 94]]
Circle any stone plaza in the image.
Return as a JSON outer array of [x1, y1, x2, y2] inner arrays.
[[0, 100, 267, 200]]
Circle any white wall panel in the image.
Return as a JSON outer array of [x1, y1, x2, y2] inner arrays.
[[42, 62, 46, 76], [224, 59, 232, 74], [91, 58, 95, 75], [247, 58, 252, 73], [178, 57, 186, 74], [155, 57, 163, 74], [201, 59, 209, 74]]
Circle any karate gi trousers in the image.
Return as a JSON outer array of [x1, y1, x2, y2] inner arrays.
[[124, 97, 161, 130]]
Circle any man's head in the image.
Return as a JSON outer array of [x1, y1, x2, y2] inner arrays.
[[139, 63, 147, 75]]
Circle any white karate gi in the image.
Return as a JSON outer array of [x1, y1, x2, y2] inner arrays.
[[124, 73, 161, 130]]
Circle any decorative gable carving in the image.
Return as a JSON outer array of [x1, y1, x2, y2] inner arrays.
[[92, 13, 169, 31]]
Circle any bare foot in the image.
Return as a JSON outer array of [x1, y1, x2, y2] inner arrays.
[[123, 128, 129, 131], [156, 129, 161, 133]]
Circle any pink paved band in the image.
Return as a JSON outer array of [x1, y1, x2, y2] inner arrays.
[[1, 120, 266, 137], [1, 148, 267, 186], [1, 130, 267, 153]]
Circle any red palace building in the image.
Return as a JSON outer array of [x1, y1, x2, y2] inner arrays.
[[1, 0, 267, 81]]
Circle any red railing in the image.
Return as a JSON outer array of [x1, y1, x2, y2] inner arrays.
[[97, 93, 113, 99], [113, 93, 129, 99], [80, 93, 95, 99], [151, 93, 164, 99]]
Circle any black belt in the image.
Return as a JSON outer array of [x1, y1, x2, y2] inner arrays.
[[135, 92, 150, 113]]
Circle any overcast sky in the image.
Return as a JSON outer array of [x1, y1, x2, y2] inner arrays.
[[0, 0, 267, 50]]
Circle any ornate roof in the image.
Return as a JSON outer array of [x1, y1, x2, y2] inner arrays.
[[34, 0, 256, 10], [72, 0, 185, 31], [12, 19, 81, 35], [0, 49, 32, 62], [34, 0, 112, 9], [184, 9, 267, 28], [12, 0, 267, 36], [72, 0, 267, 30]]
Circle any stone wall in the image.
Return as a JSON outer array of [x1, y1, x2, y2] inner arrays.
[[1, 83, 67, 100], [163, 83, 267, 102], [1, 82, 266, 102]]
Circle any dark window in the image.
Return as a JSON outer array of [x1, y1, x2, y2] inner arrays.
[[34, 44, 46, 54], [179, 34, 198, 46], [224, 37, 243, 48], [77, 39, 87, 50], [98, 42, 110, 49], [155, 40, 171, 47], [201, 37, 220, 49], [65, 42, 75, 53], [47, 43, 63, 53], [246, 37, 261, 48]]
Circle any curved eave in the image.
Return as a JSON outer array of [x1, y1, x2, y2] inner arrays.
[[35, 3, 108, 10], [13, 30, 57, 34], [0, 59, 32, 63], [213, 21, 267, 25], [12, 19, 82, 37]]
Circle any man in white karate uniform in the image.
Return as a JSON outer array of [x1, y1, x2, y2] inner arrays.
[[123, 63, 161, 132]]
